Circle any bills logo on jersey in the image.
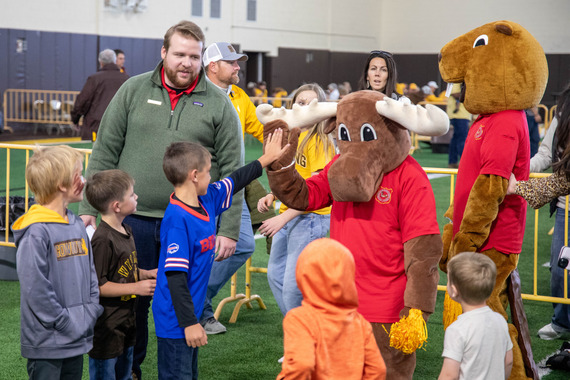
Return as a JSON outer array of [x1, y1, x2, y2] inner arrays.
[[214, 182, 221, 190], [375, 187, 393, 204], [167, 243, 179, 255], [475, 125, 484, 140]]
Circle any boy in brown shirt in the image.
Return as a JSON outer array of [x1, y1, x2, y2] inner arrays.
[[85, 169, 157, 380]]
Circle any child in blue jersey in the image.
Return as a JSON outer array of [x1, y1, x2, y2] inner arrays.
[[152, 129, 289, 380]]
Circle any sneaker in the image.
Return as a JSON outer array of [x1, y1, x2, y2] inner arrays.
[[537, 323, 570, 340], [546, 342, 570, 370], [201, 317, 227, 335]]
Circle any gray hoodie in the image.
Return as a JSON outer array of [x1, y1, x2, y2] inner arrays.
[[12, 204, 103, 359]]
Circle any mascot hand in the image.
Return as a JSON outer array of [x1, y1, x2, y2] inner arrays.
[[440, 204, 454, 273], [262, 119, 289, 145], [389, 308, 428, 354], [400, 306, 430, 322], [263, 121, 300, 171]]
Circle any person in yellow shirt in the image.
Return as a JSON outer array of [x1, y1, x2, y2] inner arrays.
[[201, 42, 274, 334], [424, 81, 446, 103], [257, 83, 335, 324], [254, 81, 268, 103], [272, 87, 288, 108]]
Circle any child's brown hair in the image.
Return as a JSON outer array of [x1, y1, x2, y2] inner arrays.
[[85, 169, 135, 213], [448, 251, 497, 305], [163, 142, 211, 186]]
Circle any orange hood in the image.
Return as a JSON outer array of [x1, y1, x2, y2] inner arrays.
[[296, 238, 359, 314]]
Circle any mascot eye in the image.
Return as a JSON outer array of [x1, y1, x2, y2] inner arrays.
[[473, 34, 489, 48], [360, 123, 377, 141], [338, 124, 351, 141]]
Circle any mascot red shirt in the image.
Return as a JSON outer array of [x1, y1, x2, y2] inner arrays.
[[307, 155, 440, 322], [453, 110, 530, 253]]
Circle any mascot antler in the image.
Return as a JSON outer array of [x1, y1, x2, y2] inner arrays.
[[256, 99, 338, 129], [257, 96, 449, 137], [376, 97, 449, 136]]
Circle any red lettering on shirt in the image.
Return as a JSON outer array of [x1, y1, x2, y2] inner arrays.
[[200, 235, 216, 253]]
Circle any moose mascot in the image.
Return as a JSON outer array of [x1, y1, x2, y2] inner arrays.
[[258, 92, 449, 379]]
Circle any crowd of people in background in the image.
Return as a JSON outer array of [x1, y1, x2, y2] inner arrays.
[[245, 78, 450, 108]]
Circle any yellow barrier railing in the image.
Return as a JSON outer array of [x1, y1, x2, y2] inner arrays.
[[0, 143, 91, 247], [223, 168, 570, 320], [2, 89, 80, 135], [548, 105, 558, 133], [1, 144, 569, 316], [425, 168, 570, 306], [537, 104, 550, 132]]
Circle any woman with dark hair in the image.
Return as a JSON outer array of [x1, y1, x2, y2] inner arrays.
[[358, 50, 400, 98], [508, 82, 570, 341]]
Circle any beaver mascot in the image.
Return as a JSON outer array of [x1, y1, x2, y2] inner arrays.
[[439, 20, 548, 380]]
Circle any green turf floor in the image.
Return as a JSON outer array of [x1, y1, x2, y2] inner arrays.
[[0, 139, 568, 379]]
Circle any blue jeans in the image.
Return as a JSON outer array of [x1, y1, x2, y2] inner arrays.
[[448, 118, 469, 165], [123, 214, 162, 379], [201, 200, 255, 322], [157, 337, 198, 380], [550, 208, 570, 330], [527, 113, 540, 158], [267, 213, 330, 315], [89, 346, 134, 380], [26, 355, 83, 380]]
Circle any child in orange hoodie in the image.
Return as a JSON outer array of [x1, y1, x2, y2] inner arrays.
[[277, 238, 386, 380]]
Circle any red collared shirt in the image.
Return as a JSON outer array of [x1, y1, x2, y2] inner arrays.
[[160, 67, 199, 109]]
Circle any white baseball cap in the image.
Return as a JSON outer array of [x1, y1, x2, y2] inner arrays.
[[427, 81, 439, 89], [203, 42, 248, 66]]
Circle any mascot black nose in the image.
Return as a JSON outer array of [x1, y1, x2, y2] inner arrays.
[[438, 52, 442, 63]]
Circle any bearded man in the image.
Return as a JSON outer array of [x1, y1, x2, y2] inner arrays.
[[78, 20, 242, 380]]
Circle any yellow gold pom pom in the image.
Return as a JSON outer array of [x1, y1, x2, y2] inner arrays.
[[384, 308, 428, 354], [442, 291, 462, 330]]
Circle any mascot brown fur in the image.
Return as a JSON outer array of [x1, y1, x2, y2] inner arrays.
[[258, 92, 449, 379], [439, 20, 548, 380]]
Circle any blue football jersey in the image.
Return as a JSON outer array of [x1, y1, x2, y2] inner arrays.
[[153, 178, 233, 338]]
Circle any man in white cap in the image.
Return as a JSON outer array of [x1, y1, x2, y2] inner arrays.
[[201, 42, 273, 334], [427, 80, 439, 92], [425, 80, 446, 102]]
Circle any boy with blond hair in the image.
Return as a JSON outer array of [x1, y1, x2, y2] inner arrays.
[[12, 145, 103, 379], [152, 129, 288, 379], [439, 252, 513, 380], [84, 169, 157, 380]]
